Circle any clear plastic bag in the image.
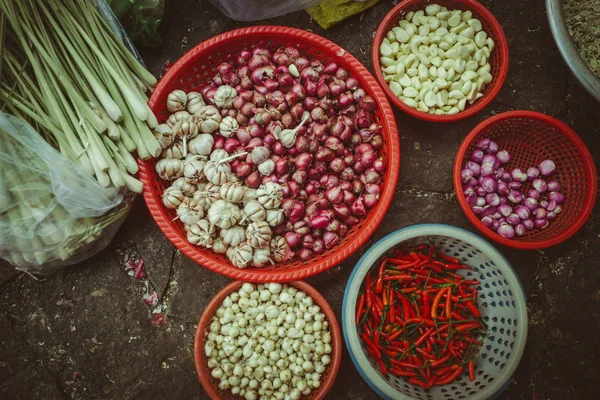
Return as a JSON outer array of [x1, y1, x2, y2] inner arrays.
[[0, 113, 129, 274], [209, 0, 325, 21]]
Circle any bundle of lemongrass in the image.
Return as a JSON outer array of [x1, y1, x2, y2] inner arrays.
[[0, 0, 158, 271]]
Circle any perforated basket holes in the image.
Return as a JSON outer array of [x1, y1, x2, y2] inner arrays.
[[461, 116, 589, 243]]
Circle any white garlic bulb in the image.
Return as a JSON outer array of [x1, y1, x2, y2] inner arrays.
[[177, 197, 204, 225], [167, 90, 187, 113], [246, 221, 272, 249], [226, 243, 253, 269], [172, 177, 197, 196], [186, 91, 206, 115], [187, 219, 216, 248], [256, 182, 283, 209], [252, 248, 272, 268], [243, 200, 266, 222], [258, 159, 275, 176], [270, 236, 288, 263], [204, 160, 232, 185], [219, 116, 239, 138], [194, 105, 221, 133], [162, 186, 185, 209], [220, 226, 246, 247], [213, 85, 237, 108], [153, 124, 175, 150], [220, 182, 245, 203], [210, 149, 229, 162], [167, 110, 191, 127], [212, 238, 228, 254], [155, 158, 184, 180], [243, 188, 258, 205], [161, 141, 186, 159], [172, 119, 199, 141], [183, 157, 206, 184], [250, 146, 270, 164], [208, 200, 241, 229], [188, 134, 214, 156], [265, 209, 284, 227]]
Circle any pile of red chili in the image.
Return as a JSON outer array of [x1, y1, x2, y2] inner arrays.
[[355, 244, 485, 389]]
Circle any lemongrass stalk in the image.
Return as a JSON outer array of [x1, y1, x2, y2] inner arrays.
[[133, 114, 162, 158], [117, 126, 136, 153], [91, 102, 120, 140], [116, 139, 139, 174], [83, 120, 125, 188]]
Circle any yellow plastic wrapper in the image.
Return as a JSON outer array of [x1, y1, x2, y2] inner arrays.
[[306, 0, 381, 30]]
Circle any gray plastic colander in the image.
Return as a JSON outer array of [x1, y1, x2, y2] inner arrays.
[[342, 224, 528, 400]]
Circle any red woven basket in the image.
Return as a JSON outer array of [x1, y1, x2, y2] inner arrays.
[[372, 0, 509, 122], [138, 26, 400, 282], [454, 111, 597, 249], [194, 280, 342, 400]]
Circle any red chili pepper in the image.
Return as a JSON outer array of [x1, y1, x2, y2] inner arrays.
[[390, 359, 419, 369], [361, 333, 381, 357], [377, 358, 388, 375], [435, 366, 464, 385], [469, 361, 475, 381], [374, 259, 386, 294], [445, 287, 452, 318], [465, 300, 481, 318], [430, 353, 451, 368], [415, 327, 435, 346], [438, 253, 459, 264], [356, 294, 365, 325], [383, 275, 413, 281], [408, 377, 431, 388], [389, 288, 395, 322], [431, 287, 448, 319], [455, 322, 481, 332], [390, 368, 417, 377], [445, 263, 472, 270]]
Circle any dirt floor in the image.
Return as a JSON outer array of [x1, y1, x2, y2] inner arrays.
[[1, 0, 599, 399]]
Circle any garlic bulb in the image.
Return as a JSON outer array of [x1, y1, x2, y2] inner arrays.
[[219, 116, 239, 138], [188, 134, 214, 156], [172, 177, 197, 196], [220, 226, 246, 247], [167, 110, 191, 127], [243, 188, 258, 204], [167, 90, 188, 113], [246, 221, 272, 249], [204, 160, 232, 185], [187, 219, 216, 248], [212, 238, 228, 254], [186, 91, 206, 115], [258, 159, 275, 176], [172, 119, 199, 141], [243, 200, 266, 223], [193, 182, 222, 211], [256, 182, 283, 209], [208, 200, 241, 229], [177, 197, 204, 225], [161, 141, 186, 159], [210, 149, 229, 162], [252, 248, 272, 268], [162, 186, 185, 209], [153, 124, 175, 150], [279, 115, 308, 148], [265, 209, 284, 227], [183, 157, 206, 184], [220, 182, 245, 203], [226, 243, 253, 269], [194, 105, 221, 133], [155, 158, 184, 180], [270, 236, 288, 263], [250, 146, 270, 164], [213, 85, 237, 108]]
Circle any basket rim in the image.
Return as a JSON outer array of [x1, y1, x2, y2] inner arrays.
[[138, 25, 401, 282], [342, 224, 529, 400], [453, 110, 598, 250], [194, 280, 343, 400], [371, 0, 510, 122]]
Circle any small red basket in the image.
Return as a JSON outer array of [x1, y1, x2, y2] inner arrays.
[[372, 0, 509, 122], [454, 111, 597, 249], [138, 26, 400, 282], [194, 280, 342, 400]]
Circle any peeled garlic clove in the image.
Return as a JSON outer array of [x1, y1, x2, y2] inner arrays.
[[167, 90, 187, 113]]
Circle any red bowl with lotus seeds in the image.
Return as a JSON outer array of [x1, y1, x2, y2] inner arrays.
[[372, 0, 509, 122], [454, 111, 597, 249], [138, 26, 400, 282]]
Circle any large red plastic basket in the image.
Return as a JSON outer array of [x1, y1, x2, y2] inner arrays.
[[194, 280, 342, 400], [372, 0, 509, 122], [454, 111, 597, 250], [138, 26, 400, 282]]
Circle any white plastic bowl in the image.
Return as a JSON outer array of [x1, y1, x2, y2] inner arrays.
[[342, 224, 528, 400]]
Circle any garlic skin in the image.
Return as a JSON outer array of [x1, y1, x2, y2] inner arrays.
[[195, 182, 222, 208], [167, 110, 191, 127], [243, 188, 258, 204], [226, 243, 253, 269], [188, 134, 214, 156], [220, 182, 245, 203], [155, 158, 184, 180], [256, 182, 283, 209], [204, 160, 232, 185], [167, 90, 187, 113], [194, 105, 221, 133], [250, 146, 270, 164], [258, 159, 275, 176], [219, 116, 239, 138], [252, 248, 271, 268], [187, 219, 216, 247], [172, 119, 199, 141], [162, 186, 185, 209], [212, 238, 228, 254], [265, 209, 284, 227], [186, 91, 206, 115], [183, 157, 206, 184], [220, 225, 246, 247], [270, 236, 288, 263], [161, 141, 186, 159], [213, 85, 237, 108], [246, 221, 272, 249], [210, 149, 229, 162], [208, 200, 241, 229], [243, 200, 266, 222], [172, 177, 197, 197], [153, 124, 175, 150], [177, 197, 204, 225]]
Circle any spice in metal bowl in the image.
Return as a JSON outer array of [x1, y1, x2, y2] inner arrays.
[[563, 0, 600, 76]]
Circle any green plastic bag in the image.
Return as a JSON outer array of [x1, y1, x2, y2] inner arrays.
[[108, 0, 166, 47]]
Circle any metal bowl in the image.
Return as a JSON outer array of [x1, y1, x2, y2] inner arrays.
[[546, 0, 600, 102]]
